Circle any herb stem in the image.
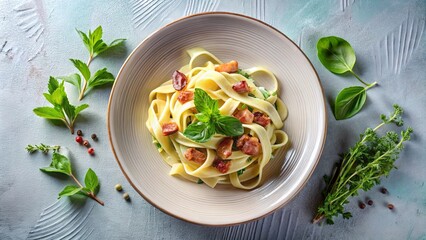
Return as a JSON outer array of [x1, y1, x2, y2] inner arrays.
[[70, 174, 84, 188], [349, 70, 369, 86], [88, 192, 104, 205], [78, 55, 93, 101], [70, 173, 104, 206]]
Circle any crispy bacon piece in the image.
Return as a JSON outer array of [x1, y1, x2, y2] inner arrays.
[[177, 91, 194, 104], [232, 81, 250, 93], [236, 134, 250, 149], [253, 112, 271, 127], [234, 108, 254, 124], [215, 60, 238, 73], [161, 122, 179, 136], [212, 158, 231, 173], [172, 70, 188, 90], [236, 134, 261, 156], [241, 137, 261, 156], [184, 148, 206, 164], [217, 137, 233, 159]]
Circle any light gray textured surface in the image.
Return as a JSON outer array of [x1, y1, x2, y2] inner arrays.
[[0, 0, 425, 239]]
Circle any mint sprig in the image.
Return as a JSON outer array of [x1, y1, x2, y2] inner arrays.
[[62, 26, 125, 100], [33, 77, 88, 134], [183, 88, 243, 143], [39, 152, 104, 205]]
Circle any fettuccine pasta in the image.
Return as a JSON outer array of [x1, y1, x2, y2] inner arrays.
[[146, 48, 288, 190]]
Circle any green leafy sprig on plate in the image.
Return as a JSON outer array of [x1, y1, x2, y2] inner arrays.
[[183, 88, 244, 143], [39, 151, 104, 206], [61, 26, 126, 100], [33, 77, 88, 134], [317, 36, 377, 120], [313, 105, 413, 224]]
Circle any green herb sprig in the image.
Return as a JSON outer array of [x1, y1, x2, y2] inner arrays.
[[313, 105, 413, 224], [26, 144, 60, 153], [317, 36, 377, 120], [39, 152, 104, 206], [183, 88, 243, 143], [62, 26, 126, 100], [33, 77, 88, 134]]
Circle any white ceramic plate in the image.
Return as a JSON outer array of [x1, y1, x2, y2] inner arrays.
[[108, 12, 326, 226]]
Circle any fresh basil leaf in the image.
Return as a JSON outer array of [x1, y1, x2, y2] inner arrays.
[[76, 29, 91, 52], [74, 104, 89, 118], [183, 121, 215, 143], [58, 185, 82, 199], [40, 153, 72, 176], [214, 116, 244, 137], [70, 59, 90, 80], [48, 77, 59, 94], [84, 168, 99, 193], [194, 88, 219, 115], [33, 107, 64, 120], [317, 36, 356, 74], [334, 86, 367, 120], [58, 74, 82, 94], [195, 112, 210, 123]]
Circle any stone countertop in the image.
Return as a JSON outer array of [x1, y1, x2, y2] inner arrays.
[[1, 0, 425, 239]]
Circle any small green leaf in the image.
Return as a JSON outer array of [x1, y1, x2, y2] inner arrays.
[[91, 26, 103, 45], [62, 96, 75, 122], [74, 104, 89, 117], [76, 29, 91, 52], [84, 168, 99, 193], [317, 36, 356, 74], [33, 107, 64, 120], [237, 168, 246, 176], [334, 86, 367, 120], [59, 74, 82, 94], [183, 121, 215, 143], [58, 185, 82, 199], [50, 84, 66, 106], [214, 116, 244, 137], [194, 88, 218, 115], [40, 153, 72, 176], [70, 59, 90, 80], [109, 38, 126, 48], [237, 69, 250, 78], [48, 77, 59, 94], [195, 112, 210, 123], [87, 68, 114, 90], [258, 87, 271, 99]]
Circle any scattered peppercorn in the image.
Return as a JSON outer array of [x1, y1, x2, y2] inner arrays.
[[387, 203, 394, 210], [83, 140, 90, 147], [77, 129, 83, 136], [380, 187, 388, 194], [123, 192, 130, 200], [75, 136, 83, 143], [115, 184, 122, 191], [91, 133, 97, 141], [88, 148, 94, 155], [359, 202, 366, 209], [367, 199, 374, 206]]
